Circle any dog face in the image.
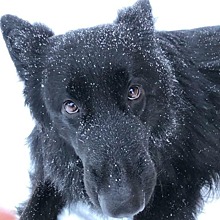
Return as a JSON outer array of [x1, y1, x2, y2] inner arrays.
[[1, 1, 180, 218]]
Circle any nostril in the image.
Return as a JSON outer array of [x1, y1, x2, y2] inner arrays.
[[90, 167, 99, 179], [98, 190, 145, 218], [85, 166, 101, 183]]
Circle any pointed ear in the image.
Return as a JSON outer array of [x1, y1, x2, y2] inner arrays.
[[115, 0, 154, 51], [116, 0, 153, 28], [1, 14, 54, 81], [1, 15, 53, 125]]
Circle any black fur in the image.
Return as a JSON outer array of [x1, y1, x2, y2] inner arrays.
[[1, 0, 220, 219]]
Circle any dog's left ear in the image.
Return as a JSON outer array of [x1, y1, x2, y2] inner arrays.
[[116, 0, 153, 30], [115, 0, 154, 50]]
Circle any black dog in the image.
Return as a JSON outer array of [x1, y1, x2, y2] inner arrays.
[[1, 0, 220, 219]]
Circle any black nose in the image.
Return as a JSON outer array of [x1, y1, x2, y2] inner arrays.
[[98, 186, 145, 218]]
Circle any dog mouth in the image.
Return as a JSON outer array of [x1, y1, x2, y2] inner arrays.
[[84, 175, 148, 218], [83, 159, 156, 218]]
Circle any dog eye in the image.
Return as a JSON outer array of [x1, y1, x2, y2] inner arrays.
[[128, 85, 141, 100], [63, 100, 79, 114]]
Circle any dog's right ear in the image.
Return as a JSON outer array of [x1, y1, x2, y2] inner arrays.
[[1, 15, 54, 125], [1, 14, 54, 82]]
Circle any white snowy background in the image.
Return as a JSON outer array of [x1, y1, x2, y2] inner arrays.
[[0, 0, 220, 219]]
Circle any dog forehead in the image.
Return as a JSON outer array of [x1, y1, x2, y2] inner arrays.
[[43, 54, 130, 104], [48, 24, 126, 60], [44, 25, 132, 82], [44, 61, 129, 95]]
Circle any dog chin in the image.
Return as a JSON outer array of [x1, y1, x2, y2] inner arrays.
[[58, 202, 133, 220]]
